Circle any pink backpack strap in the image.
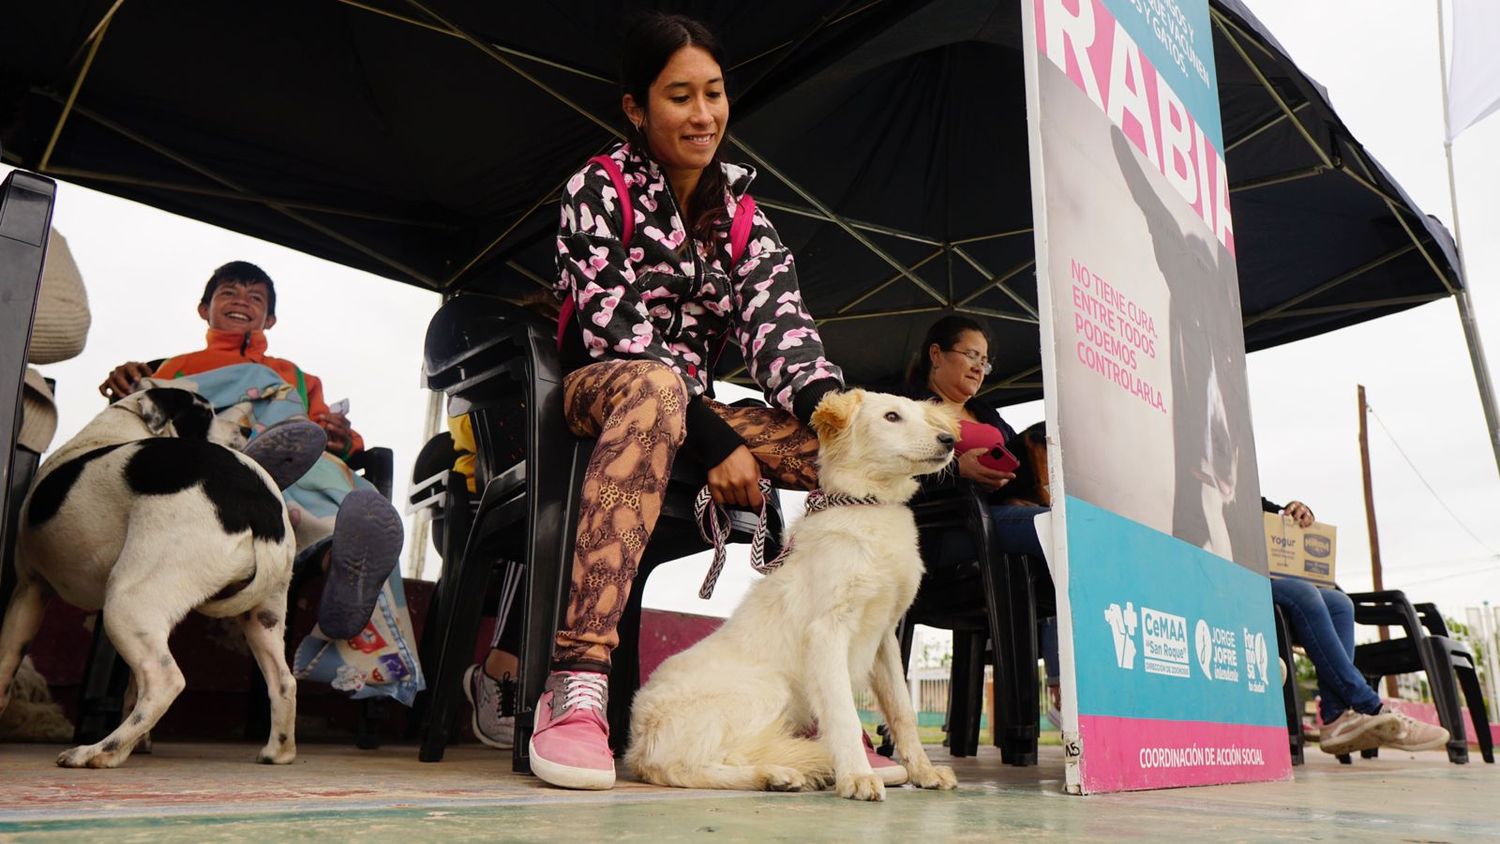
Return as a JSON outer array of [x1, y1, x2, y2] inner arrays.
[[558, 154, 634, 350], [708, 193, 760, 370], [728, 193, 756, 268]]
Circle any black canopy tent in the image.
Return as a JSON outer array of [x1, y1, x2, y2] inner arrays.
[[0, 0, 1466, 399]]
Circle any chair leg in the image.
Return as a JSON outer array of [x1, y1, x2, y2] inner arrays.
[[947, 631, 981, 757], [514, 440, 588, 775], [1273, 608, 1304, 766], [986, 554, 1038, 767], [1453, 661, 1495, 764], [417, 531, 496, 763], [74, 615, 129, 745], [606, 580, 648, 756], [1422, 637, 1470, 764], [410, 502, 466, 737], [356, 698, 385, 750]]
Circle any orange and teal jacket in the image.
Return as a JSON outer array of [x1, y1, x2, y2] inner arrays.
[[154, 328, 365, 456]]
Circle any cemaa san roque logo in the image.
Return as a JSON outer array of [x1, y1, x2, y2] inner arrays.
[[1242, 627, 1270, 694], [1195, 618, 1240, 683], [1104, 602, 1139, 670], [1141, 606, 1190, 678]]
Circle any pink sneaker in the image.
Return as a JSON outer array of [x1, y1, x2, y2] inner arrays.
[[528, 671, 615, 790], [863, 731, 909, 786]]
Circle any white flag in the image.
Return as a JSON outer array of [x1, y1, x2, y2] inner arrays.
[[1447, 0, 1500, 140]]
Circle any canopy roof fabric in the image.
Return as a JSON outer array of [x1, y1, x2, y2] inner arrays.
[[0, 0, 1462, 399]]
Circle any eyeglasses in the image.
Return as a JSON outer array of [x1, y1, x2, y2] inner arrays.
[[946, 348, 993, 375]]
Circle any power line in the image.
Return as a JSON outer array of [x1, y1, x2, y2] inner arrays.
[[1367, 404, 1500, 558]]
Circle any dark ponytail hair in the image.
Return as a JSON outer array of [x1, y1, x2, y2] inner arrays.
[[906, 315, 989, 387], [620, 12, 730, 246]]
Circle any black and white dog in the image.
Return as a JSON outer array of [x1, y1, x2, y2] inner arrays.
[[0, 387, 298, 768]]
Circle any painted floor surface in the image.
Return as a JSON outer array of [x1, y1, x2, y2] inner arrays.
[[1, 742, 1495, 842]]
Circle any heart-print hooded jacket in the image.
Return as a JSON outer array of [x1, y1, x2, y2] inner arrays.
[[555, 142, 843, 465]]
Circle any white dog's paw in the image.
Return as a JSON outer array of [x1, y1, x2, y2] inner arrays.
[[257, 733, 296, 765], [908, 763, 958, 790], [56, 742, 128, 769], [836, 771, 886, 802], [759, 765, 810, 792]]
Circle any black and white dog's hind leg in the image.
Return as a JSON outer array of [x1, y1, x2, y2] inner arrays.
[[55, 574, 196, 769], [238, 590, 297, 764]]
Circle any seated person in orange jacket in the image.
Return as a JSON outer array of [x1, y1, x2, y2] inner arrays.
[[100, 262, 402, 647]]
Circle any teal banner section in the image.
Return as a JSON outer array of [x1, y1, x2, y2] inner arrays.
[[1068, 495, 1284, 727], [1102, 0, 1223, 150]]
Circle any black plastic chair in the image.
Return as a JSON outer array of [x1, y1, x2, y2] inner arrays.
[[0, 171, 55, 594], [900, 483, 1048, 766], [415, 295, 781, 769], [1345, 590, 1492, 765]]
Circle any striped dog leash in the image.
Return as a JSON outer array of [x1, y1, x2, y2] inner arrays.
[[694, 483, 883, 599]]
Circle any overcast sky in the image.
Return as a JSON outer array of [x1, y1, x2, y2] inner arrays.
[[10, 0, 1500, 633]]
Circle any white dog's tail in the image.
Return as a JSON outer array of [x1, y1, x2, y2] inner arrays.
[[629, 722, 833, 791], [197, 520, 296, 619]]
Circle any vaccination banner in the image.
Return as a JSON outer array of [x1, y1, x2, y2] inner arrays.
[[1021, 0, 1291, 793]]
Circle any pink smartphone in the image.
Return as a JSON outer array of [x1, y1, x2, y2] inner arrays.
[[979, 442, 1020, 474]]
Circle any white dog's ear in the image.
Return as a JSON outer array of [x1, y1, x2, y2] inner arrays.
[[810, 389, 865, 440]]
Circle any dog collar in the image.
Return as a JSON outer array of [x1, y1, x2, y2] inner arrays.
[[693, 484, 891, 600], [803, 489, 885, 514]]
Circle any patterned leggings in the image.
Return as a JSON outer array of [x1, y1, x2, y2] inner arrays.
[[553, 359, 819, 671]]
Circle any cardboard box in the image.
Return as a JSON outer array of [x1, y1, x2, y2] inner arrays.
[[1263, 513, 1338, 584]]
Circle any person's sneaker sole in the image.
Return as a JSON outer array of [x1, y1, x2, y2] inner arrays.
[[318, 489, 402, 640], [1320, 714, 1402, 756], [528, 738, 616, 790], [462, 665, 514, 750], [243, 420, 327, 490]]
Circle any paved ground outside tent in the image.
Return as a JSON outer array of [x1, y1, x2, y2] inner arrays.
[[1, 741, 1494, 841]]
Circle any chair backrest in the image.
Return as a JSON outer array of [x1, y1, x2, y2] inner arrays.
[[0, 171, 56, 577], [347, 447, 395, 501]]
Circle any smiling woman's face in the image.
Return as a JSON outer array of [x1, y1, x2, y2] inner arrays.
[[629, 45, 727, 175], [198, 280, 276, 332]]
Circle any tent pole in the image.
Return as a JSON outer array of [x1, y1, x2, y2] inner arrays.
[[730, 136, 947, 305], [40, 3, 120, 171], [1244, 243, 1417, 326], [1437, 0, 1500, 478]]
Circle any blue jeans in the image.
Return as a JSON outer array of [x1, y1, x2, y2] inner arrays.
[[1271, 577, 1382, 723], [934, 504, 1058, 680]]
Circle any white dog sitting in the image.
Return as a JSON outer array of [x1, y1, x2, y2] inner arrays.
[[627, 389, 961, 801], [0, 387, 298, 768]]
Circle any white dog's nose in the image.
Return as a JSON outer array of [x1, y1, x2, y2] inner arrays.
[[936, 431, 955, 450]]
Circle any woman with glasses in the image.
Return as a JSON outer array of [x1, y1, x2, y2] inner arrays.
[[902, 315, 1062, 723]]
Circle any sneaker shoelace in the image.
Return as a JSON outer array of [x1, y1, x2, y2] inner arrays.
[[559, 673, 608, 714], [1390, 711, 1423, 735]]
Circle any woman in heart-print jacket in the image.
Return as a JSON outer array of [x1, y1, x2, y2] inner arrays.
[[516, 11, 875, 793]]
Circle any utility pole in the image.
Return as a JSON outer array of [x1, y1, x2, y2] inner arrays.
[[1358, 385, 1398, 697]]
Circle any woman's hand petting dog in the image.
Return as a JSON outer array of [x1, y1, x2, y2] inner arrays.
[[708, 445, 765, 509], [956, 447, 1015, 490]]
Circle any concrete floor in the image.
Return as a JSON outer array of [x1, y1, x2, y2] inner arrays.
[[0, 741, 1495, 842]]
